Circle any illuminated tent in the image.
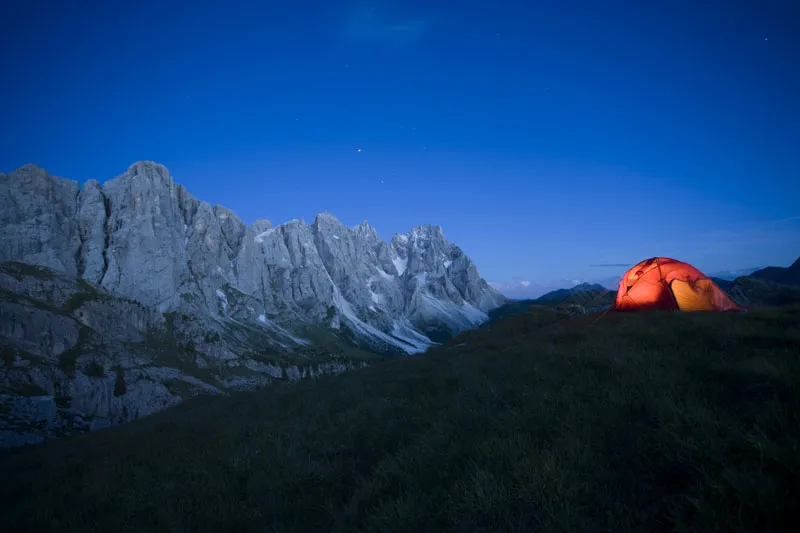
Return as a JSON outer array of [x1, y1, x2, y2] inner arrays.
[[613, 257, 742, 312]]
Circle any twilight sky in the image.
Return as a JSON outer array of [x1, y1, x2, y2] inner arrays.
[[2, 0, 798, 298]]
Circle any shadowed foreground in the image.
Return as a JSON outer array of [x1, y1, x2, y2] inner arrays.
[[1, 306, 799, 532]]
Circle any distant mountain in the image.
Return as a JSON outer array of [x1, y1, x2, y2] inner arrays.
[[724, 276, 800, 308], [749, 258, 800, 287], [717, 256, 800, 308], [488, 282, 614, 323], [707, 267, 762, 281], [0, 161, 505, 448], [535, 282, 608, 304], [709, 277, 734, 291]]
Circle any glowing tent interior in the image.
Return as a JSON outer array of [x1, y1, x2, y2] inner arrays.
[[613, 257, 742, 312]]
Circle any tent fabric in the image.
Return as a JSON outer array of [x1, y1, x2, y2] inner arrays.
[[613, 257, 741, 312]]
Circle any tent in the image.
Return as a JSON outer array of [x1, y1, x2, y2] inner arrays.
[[613, 257, 742, 312]]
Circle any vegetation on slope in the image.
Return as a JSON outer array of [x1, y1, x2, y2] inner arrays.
[[1, 306, 799, 532]]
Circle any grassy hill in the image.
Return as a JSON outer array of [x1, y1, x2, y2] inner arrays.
[[1, 306, 799, 532]]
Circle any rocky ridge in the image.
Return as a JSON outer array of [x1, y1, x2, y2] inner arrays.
[[0, 161, 505, 448]]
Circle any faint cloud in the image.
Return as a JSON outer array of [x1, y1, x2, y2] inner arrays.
[[342, 4, 434, 46], [520, 280, 531, 287]]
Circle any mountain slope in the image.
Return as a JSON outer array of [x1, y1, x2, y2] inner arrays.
[[724, 276, 800, 308], [0, 261, 376, 447], [534, 282, 611, 306], [749, 257, 800, 286], [710, 256, 800, 308], [488, 282, 614, 323], [0, 161, 504, 447], [0, 162, 504, 352], [1, 306, 797, 532]]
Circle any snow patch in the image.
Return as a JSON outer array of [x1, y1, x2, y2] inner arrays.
[[443, 260, 452, 268], [377, 267, 394, 280], [366, 278, 386, 305], [392, 256, 408, 276], [216, 289, 228, 313], [415, 294, 488, 329], [391, 319, 434, 352], [254, 228, 276, 243], [460, 302, 489, 324], [333, 235, 340, 240], [332, 289, 424, 354], [255, 313, 311, 346]]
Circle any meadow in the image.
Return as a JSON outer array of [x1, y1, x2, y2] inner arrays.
[[1, 305, 798, 532]]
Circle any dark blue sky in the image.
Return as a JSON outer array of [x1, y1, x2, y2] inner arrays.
[[2, 0, 798, 296]]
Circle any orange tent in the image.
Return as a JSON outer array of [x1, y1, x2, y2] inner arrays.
[[613, 257, 741, 312]]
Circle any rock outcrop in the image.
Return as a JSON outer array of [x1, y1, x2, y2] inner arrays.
[[0, 161, 505, 448]]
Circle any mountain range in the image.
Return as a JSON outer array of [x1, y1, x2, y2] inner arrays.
[[710, 258, 800, 308], [0, 161, 505, 448]]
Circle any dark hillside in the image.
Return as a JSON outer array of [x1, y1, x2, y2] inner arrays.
[[1, 306, 799, 532], [749, 257, 800, 286]]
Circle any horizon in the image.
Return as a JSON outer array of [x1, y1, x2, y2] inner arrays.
[[2, 0, 799, 295]]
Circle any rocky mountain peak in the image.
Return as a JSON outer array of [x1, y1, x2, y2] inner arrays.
[[353, 220, 380, 243], [125, 160, 171, 181], [314, 211, 342, 225], [0, 160, 507, 448], [2, 161, 505, 351]]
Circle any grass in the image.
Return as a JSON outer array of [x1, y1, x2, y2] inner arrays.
[[0, 261, 55, 281], [57, 326, 90, 375], [0, 345, 15, 367], [137, 313, 216, 383], [1, 306, 799, 532], [113, 367, 127, 396], [4, 381, 48, 397], [84, 359, 105, 378], [61, 281, 104, 313]]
